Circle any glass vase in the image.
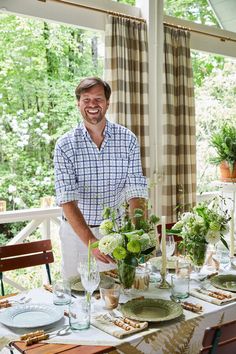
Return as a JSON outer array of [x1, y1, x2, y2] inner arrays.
[[190, 243, 207, 279], [117, 260, 136, 291]]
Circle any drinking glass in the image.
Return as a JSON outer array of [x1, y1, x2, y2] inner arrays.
[[161, 234, 175, 258], [78, 256, 100, 310]]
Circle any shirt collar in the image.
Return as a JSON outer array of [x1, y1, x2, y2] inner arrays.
[[78, 119, 112, 138]]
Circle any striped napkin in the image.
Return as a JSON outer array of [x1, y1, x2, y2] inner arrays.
[[190, 287, 236, 305], [91, 313, 148, 339]]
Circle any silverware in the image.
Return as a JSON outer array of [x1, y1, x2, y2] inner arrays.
[[48, 325, 71, 338]]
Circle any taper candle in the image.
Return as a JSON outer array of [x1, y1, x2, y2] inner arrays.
[[161, 216, 167, 274]]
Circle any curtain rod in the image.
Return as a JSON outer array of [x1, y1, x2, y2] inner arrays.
[[37, 0, 146, 23], [164, 21, 236, 43]]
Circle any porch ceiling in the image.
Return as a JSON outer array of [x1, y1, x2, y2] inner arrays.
[[208, 0, 236, 32]]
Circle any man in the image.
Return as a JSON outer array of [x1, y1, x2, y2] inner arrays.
[[54, 77, 148, 279]]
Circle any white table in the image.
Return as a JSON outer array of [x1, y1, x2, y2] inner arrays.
[[1, 275, 236, 354]]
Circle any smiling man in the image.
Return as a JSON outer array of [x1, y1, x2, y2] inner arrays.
[[54, 77, 148, 279]]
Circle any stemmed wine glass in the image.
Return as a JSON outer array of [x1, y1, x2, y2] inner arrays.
[[78, 256, 100, 314], [161, 234, 176, 258]]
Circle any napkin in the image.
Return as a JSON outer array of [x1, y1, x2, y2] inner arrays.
[[91, 313, 148, 339], [190, 287, 236, 305]]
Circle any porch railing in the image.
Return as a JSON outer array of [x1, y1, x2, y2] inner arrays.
[[0, 206, 62, 292]]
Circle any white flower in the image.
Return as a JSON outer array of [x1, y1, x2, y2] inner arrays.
[[205, 230, 221, 244], [8, 185, 17, 193], [37, 112, 45, 118], [139, 233, 151, 251], [148, 231, 157, 248], [98, 233, 122, 254], [99, 219, 114, 235]]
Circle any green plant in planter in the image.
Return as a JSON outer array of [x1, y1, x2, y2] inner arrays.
[[209, 123, 236, 173]]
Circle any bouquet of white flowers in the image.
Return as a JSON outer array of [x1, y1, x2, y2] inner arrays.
[[92, 206, 159, 288], [171, 197, 230, 266]]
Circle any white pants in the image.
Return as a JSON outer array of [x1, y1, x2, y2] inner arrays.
[[59, 221, 116, 280]]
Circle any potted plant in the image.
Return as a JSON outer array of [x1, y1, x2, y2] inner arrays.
[[209, 123, 236, 181]]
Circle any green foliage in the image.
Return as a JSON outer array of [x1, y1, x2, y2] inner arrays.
[[164, 0, 218, 25], [0, 14, 103, 213], [209, 123, 236, 171]]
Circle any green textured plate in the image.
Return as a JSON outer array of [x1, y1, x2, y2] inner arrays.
[[120, 298, 183, 322], [210, 274, 236, 292]]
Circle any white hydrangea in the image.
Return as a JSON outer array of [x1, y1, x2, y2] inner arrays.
[[205, 230, 221, 244], [98, 233, 123, 254], [99, 219, 114, 235], [139, 233, 151, 251], [148, 231, 157, 248]]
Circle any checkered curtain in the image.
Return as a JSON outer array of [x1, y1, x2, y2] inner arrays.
[[105, 16, 150, 177], [162, 26, 196, 222]]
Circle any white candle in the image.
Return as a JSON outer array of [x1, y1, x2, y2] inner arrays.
[[161, 216, 167, 274], [230, 210, 235, 258]]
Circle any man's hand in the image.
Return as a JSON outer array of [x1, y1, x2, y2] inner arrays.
[[92, 248, 116, 264]]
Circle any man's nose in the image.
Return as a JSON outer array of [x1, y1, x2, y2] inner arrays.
[[89, 99, 98, 106]]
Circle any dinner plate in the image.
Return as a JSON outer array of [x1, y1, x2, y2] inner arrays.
[[120, 298, 183, 322], [0, 303, 64, 328], [210, 274, 236, 292]]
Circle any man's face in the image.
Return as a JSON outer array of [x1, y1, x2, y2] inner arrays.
[[77, 84, 109, 126]]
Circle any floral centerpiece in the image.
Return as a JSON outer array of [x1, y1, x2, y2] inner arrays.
[[170, 198, 230, 267], [92, 206, 159, 289]]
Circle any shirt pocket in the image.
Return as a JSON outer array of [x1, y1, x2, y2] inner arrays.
[[109, 154, 129, 189]]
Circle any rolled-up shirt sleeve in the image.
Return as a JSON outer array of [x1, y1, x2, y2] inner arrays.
[[125, 136, 148, 201], [54, 140, 79, 205]]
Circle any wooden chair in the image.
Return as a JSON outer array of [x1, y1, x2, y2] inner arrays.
[[200, 319, 236, 354], [0, 239, 54, 295]]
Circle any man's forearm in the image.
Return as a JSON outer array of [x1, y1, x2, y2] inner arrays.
[[128, 197, 147, 219]]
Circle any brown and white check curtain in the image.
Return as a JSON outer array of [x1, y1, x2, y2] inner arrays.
[[105, 16, 149, 177], [162, 26, 196, 222]]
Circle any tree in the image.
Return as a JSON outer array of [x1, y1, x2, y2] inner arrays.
[[0, 14, 103, 216]]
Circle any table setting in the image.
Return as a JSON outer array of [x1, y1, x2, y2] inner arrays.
[[1, 198, 236, 354]]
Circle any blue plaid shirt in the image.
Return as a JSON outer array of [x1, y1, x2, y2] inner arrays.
[[54, 119, 148, 225]]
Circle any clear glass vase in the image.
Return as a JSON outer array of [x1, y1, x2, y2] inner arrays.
[[190, 243, 207, 280], [117, 260, 136, 291]]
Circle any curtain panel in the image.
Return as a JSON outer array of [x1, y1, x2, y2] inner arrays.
[[162, 26, 196, 222], [105, 16, 150, 177]]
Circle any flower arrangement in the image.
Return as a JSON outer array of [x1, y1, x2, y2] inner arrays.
[[94, 206, 159, 265], [171, 197, 230, 266], [92, 206, 159, 288]]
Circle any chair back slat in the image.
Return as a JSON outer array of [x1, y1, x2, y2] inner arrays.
[[0, 240, 54, 295], [0, 252, 54, 272], [0, 240, 52, 258], [200, 319, 236, 353]]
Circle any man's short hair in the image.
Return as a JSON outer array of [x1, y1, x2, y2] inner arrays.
[[75, 77, 111, 101]]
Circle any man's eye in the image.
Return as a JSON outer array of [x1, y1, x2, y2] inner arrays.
[[83, 99, 89, 103]]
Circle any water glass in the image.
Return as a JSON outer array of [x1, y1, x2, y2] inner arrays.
[[53, 280, 71, 305], [100, 284, 120, 310], [171, 274, 189, 300], [69, 298, 90, 330]]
